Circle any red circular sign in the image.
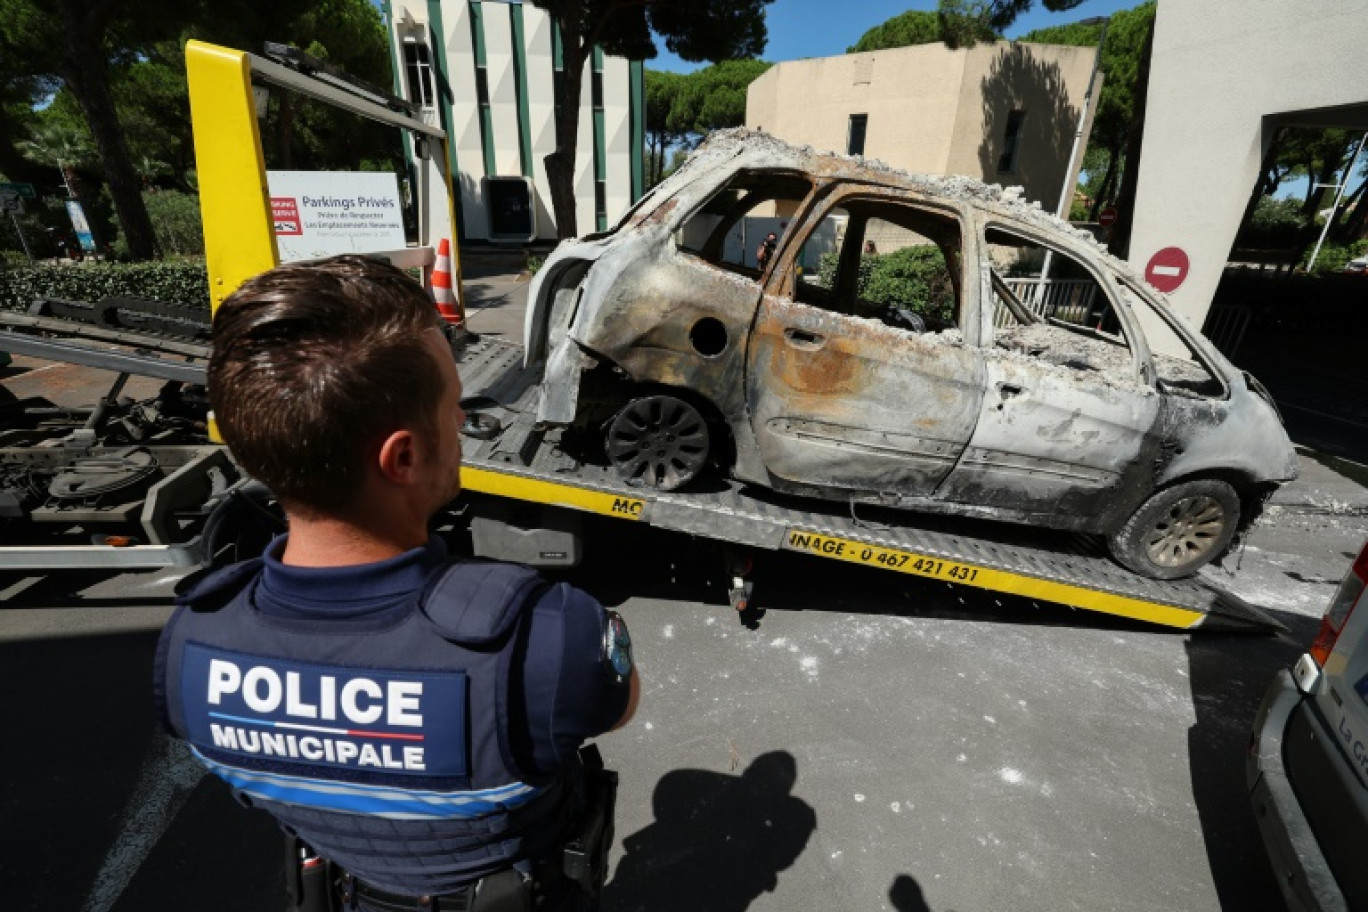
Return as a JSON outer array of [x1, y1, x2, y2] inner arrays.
[[1145, 247, 1190, 294], [1098, 207, 1118, 228]]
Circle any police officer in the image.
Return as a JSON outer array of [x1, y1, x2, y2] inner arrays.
[[155, 255, 638, 911]]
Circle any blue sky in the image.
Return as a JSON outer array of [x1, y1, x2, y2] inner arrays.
[[647, 0, 1141, 73]]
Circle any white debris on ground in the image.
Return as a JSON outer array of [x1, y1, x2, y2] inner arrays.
[[1203, 451, 1368, 619]]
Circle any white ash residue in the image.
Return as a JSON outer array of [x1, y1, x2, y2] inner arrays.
[[993, 323, 1137, 382]]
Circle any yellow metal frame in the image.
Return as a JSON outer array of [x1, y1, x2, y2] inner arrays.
[[186, 40, 279, 312], [185, 39, 462, 318], [461, 467, 647, 520]]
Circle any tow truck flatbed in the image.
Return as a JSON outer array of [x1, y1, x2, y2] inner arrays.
[[452, 336, 1280, 634], [0, 28, 1279, 631], [0, 306, 1278, 632]]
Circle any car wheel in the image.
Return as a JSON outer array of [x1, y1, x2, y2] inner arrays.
[[606, 395, 710, 492], [1108, 479, 1241, 580]]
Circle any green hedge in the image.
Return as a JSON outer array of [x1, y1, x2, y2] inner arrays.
[[1308, 237, 1368, 275], [0, 261, 209, 312], [818, 245, 955, 324]]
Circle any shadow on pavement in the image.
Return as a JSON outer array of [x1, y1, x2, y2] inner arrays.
[[603, 751, 816, 912], [463, 279, 520, 311], [1184, 607, 1319, 911], [888, 874, 935, 911]]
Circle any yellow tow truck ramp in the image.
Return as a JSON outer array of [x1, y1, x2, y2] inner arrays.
[[452, 337, 1280, 634]]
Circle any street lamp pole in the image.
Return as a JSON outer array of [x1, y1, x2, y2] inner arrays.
[[1034, 16, 1109, 308]]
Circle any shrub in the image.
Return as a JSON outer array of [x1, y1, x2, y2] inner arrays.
[[863, 245, 955, 324], [1309, 237, 1368, 274], [142, 190, 205, 257], [817, 245, 954, 324], [110, 191, 205, 260], [1240, 196, 1309, 248], [0, 261, 209, 312]]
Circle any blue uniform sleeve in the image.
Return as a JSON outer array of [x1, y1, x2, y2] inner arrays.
[[518, 582, 630, 773]]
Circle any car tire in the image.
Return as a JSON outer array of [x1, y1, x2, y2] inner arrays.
[[606, 395, 710, 492], [1108, 479, 1241, 580]]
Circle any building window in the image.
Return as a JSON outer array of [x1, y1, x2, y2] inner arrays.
[[998, 110, 1026, 174], [847, 114, 868, 156], [595, 179, 607, 229], [402, 39, 435, 109], [475, 65, 490, 107]]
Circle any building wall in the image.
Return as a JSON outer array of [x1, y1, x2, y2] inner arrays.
[[747, 41, 1101, 210], [1129, 0, 1368, 329], [386, 0, 644, 243]]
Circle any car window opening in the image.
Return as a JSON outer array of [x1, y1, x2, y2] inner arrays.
[[986, 226, 1137, 381], [675, 171, 814, 278], [1115, 276, 1226, 399], [793, 197, 963, 334]]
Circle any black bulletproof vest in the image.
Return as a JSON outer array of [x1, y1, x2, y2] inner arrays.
[[156, 556, 574, 895]]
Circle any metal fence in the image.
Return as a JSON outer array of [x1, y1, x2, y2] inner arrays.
[[995, 278, 1100, 327], [1200, 304, 1251, 359], [997, 276, 1251, 360]]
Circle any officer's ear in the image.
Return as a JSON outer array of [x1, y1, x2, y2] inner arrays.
[[376, 429, 420, 485]]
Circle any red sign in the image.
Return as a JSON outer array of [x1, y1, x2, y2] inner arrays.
[[270, 197, 302, 236], [1098, 207, 1118, 228], [1145, 246, 1189, 294]]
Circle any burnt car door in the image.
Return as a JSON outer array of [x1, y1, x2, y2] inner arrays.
[[936, 222, 1163, 528], [745, 190, 986, 498]]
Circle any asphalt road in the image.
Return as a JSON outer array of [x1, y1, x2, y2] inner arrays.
[[4, 454, 1365, 912], [3, 265, 1367, 910]]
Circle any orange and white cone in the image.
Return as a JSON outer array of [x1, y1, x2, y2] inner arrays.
[[430, 238, 462, 327]]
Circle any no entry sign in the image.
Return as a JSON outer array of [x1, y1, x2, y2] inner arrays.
[[1145, 247, 1189, 294], [1098, 207, 1118, 228]]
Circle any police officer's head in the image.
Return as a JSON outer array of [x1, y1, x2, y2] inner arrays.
[[208, 255, 464, 520]]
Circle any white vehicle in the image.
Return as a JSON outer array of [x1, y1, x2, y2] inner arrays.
[[526, 130, 1298, 579], [1248, 542, 1368, 910]]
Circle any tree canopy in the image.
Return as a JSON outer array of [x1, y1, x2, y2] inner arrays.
[[0, 0, 391, 261], [644, 59, 770, 186], [848, 11, 951, 53], [1017, 2, 1155, 225], [937, 0, 1085, 47], [1019, 3, 1152, 160], [530, 0, 773, 237]]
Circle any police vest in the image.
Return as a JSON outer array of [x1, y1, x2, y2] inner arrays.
[[155, 556, 573, 895]]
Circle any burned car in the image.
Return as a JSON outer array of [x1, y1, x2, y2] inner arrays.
[[525, 130, 1297, 579]]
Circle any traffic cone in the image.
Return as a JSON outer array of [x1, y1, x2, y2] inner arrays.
[[431, 238, 462, 327]]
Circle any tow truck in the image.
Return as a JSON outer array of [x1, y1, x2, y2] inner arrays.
[[0, 40, 1279, 634]]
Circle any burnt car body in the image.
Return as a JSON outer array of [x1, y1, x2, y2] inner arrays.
[[525, 130, 1298, 578]]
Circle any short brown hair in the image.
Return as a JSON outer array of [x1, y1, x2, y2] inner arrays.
[[208, 255, 445, 513]]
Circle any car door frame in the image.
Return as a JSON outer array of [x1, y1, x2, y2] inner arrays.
[[742, 181, 990, 500], [936, 212, 1168, 531]]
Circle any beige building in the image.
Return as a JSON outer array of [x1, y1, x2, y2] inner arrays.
[[746, 41, 1103, 211]]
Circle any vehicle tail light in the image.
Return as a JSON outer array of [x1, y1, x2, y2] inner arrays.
[[1309, 542, 1368, 665]]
